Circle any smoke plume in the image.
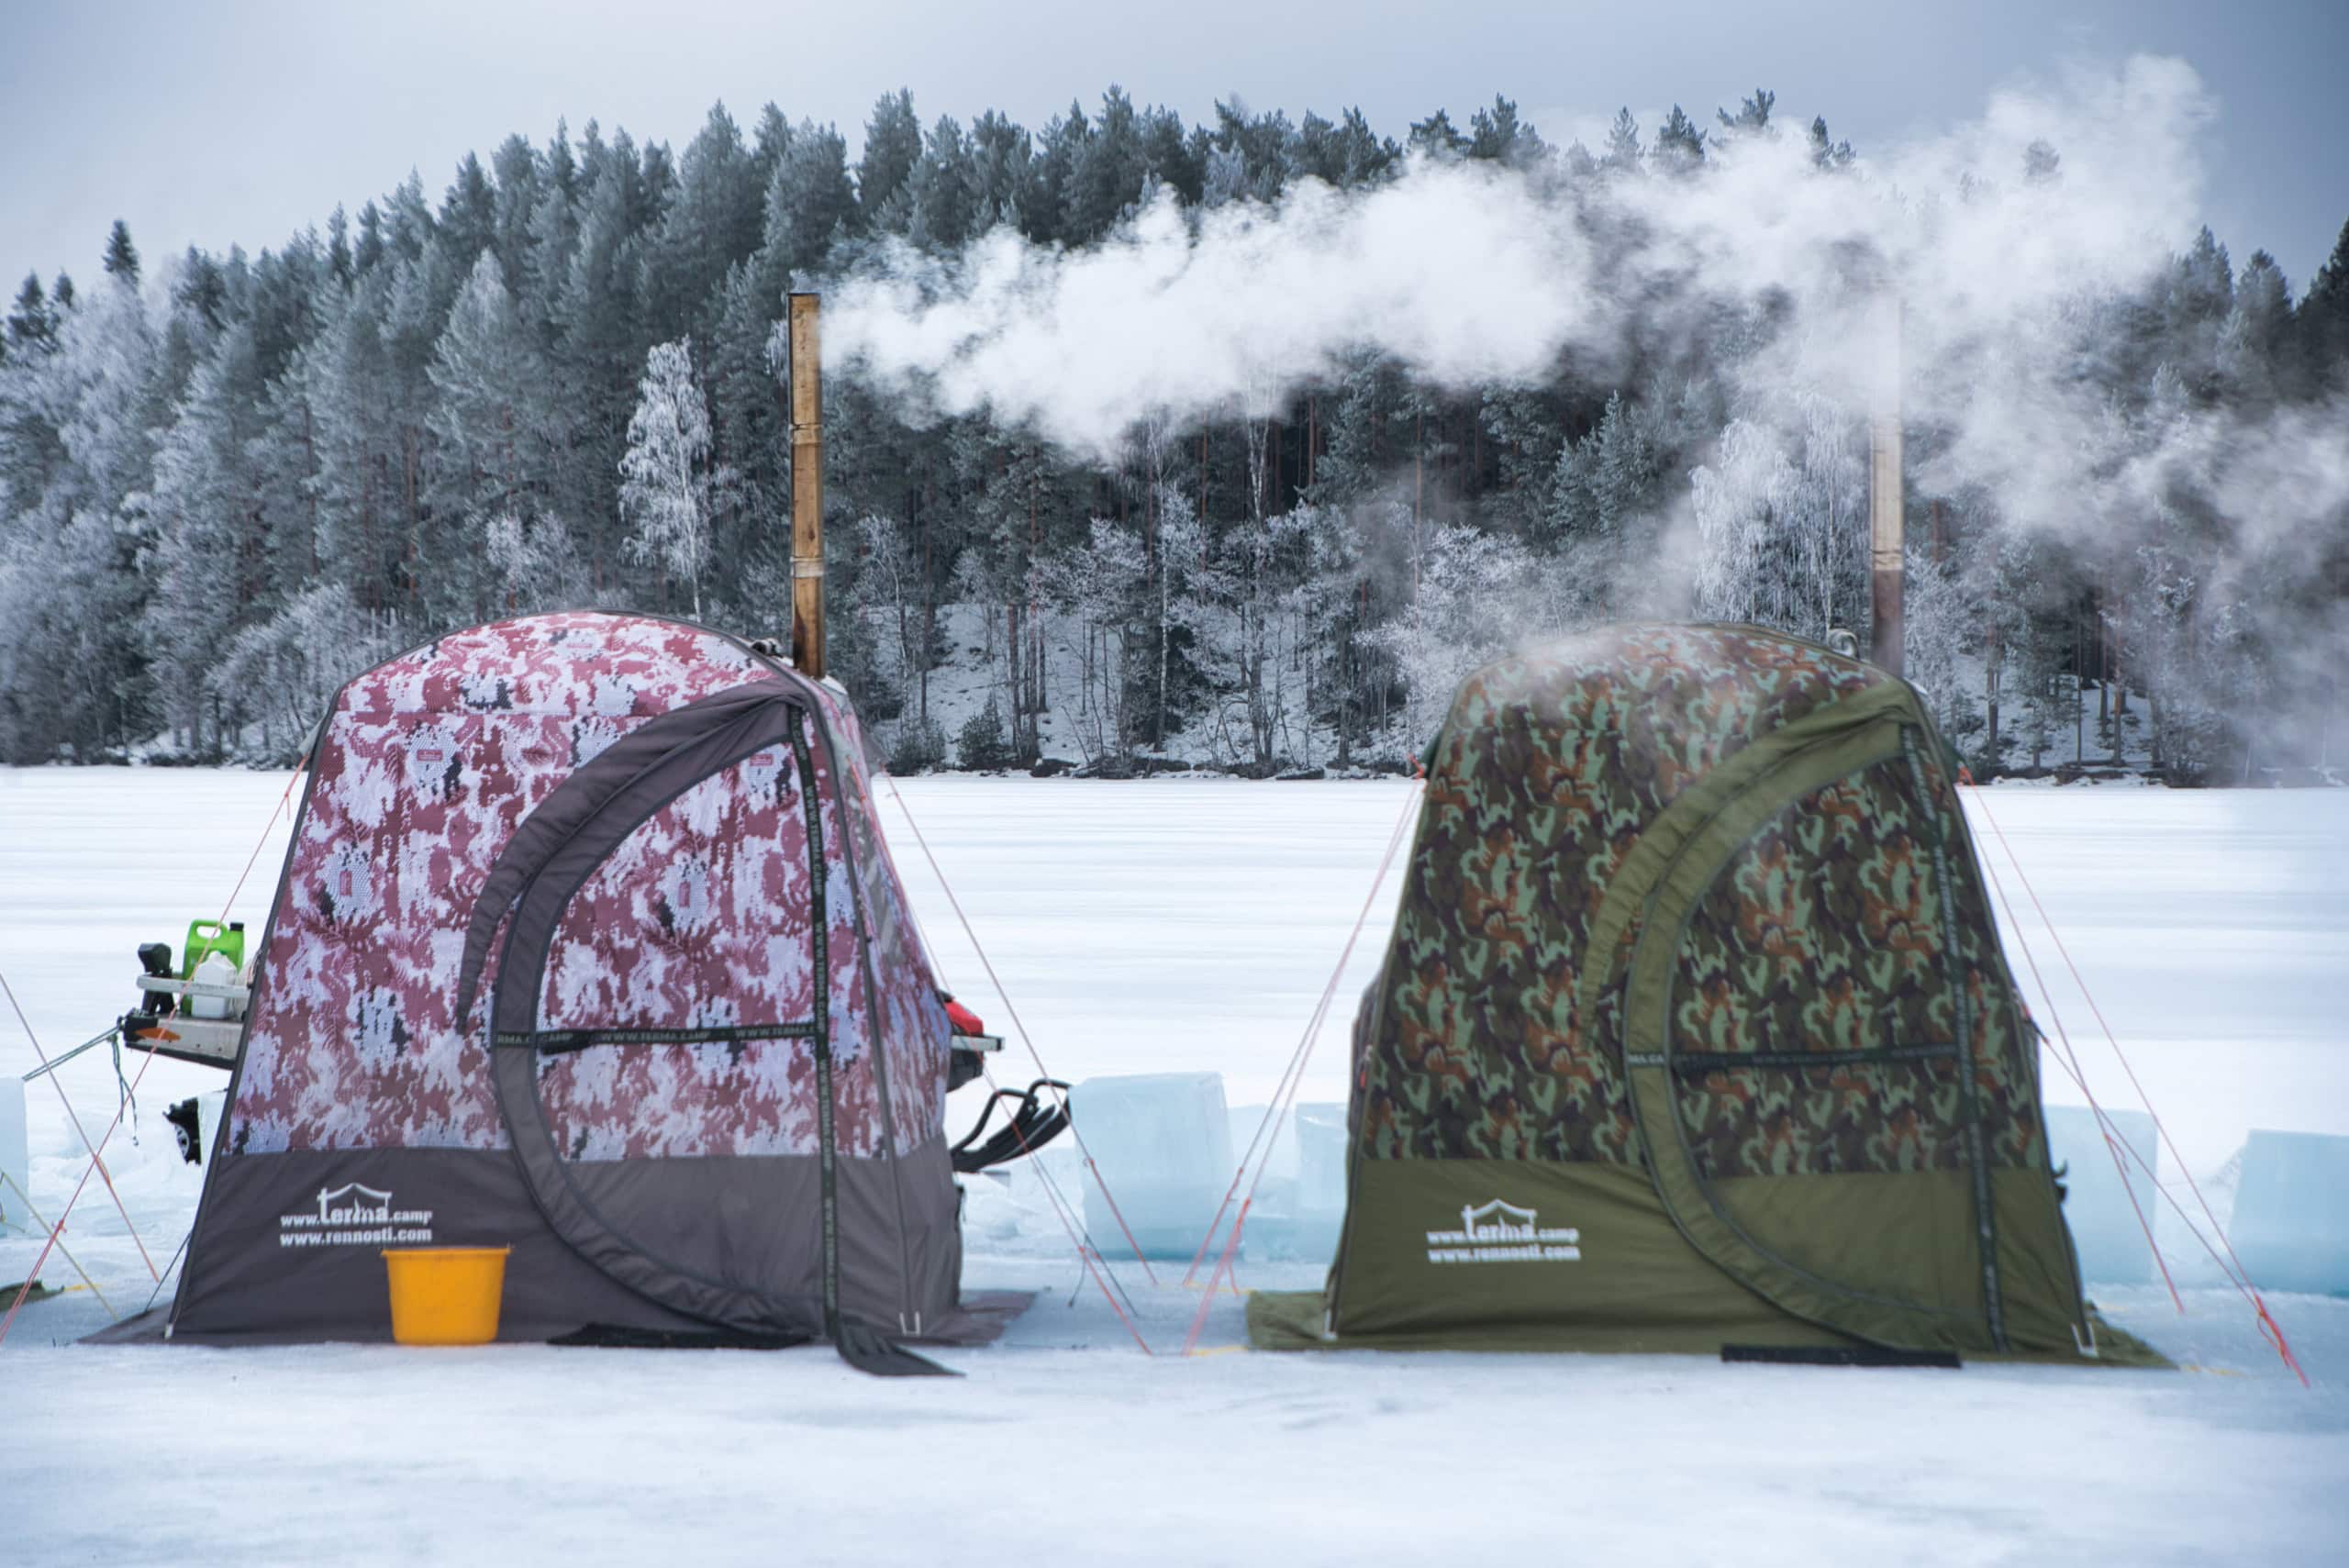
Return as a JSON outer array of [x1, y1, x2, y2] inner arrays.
[[821, 54, 2347, 770], [826, 56, 2216, 462]]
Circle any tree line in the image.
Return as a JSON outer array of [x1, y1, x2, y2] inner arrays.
[[2, 86, 2343, 778]]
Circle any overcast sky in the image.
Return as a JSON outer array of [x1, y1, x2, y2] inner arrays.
[[3, 0, 2343, 295]]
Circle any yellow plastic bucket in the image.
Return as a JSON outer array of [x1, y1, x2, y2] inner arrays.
[[381, 1246, 511, 1346]]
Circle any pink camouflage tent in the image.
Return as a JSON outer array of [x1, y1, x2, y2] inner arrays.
[[106, 611, 1015, 1373]]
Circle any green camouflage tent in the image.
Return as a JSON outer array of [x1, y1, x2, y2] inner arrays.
[[1252, 624, 2152, 1362]]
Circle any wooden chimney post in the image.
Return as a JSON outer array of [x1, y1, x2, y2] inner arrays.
[[787, 293, 825, 679], [1867, 291, 1905, 676]]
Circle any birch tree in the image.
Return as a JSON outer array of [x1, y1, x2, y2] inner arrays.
[[618, 338, 717, 617], [1690, 386, 1866, 641]]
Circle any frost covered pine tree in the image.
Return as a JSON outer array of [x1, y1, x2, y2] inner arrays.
[[1901, 534, 1981, 751], [484, 510, 589, 611], [618, 339, 718, 618], [143, 320, 267, 752], [4, 256, 164, 759], [1690, 386, 1866, 641], [1039, 515, 1149, 762], [102, 220, 140, 284], [1368, 521, 1549, 753], [428, 251, 548, 619], [0, 87, 2341, 773]]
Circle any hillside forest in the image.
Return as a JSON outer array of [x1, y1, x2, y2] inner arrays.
[[3, 86, 2344, 780]]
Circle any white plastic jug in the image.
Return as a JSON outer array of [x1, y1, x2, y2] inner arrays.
[[186, 950, 239, 1020]]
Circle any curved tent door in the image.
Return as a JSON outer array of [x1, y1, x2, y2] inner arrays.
[[1619, 714, 2041, 1353], [457, 685, 914, 1337]]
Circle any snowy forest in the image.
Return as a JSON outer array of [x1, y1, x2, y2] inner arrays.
[[2, 84, 2344, 780]]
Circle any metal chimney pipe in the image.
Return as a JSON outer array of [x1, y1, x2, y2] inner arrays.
[[1867, 292, 1904, 675], [787, 292, 825, 680]]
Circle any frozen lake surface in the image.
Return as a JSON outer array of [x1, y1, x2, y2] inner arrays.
[[3, 769, 2344, 1564]]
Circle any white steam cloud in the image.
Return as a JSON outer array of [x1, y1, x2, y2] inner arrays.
[[826, 56, 2218, 463], [829, 161, 1597, 454], [821, 54, 2347, 763]]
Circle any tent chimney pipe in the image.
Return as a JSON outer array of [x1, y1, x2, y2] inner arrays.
[[1867, 291, 1904, 676], [788, 292, 825, 680]]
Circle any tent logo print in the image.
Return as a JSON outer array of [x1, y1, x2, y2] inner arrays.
[[1424, 1198, 1582, 1265], [316, 1183, 392, 1223], [277, 1184, 435, 1249]]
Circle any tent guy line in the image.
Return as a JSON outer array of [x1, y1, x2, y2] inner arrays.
[[1974, 823, 2186, 1313], [0, 1172, 115, 1320], [0, 1030, 161, 1345], [4, 759, 319, 1347], [1184, 779, 1422, 1357], [1973, 789, 2272, 1299], [1186, 778, 1427, 1294], [881, 771, 1156, 1350], [0, 966, 159, 1284], [1967, 788, 2308, 1385], [877, 768, 1163, 1286], [974, 1054, 1154, 1352], [216, 764, 305, 924]]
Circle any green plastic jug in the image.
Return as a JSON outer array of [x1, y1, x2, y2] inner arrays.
[[182, 919, 246, 981]]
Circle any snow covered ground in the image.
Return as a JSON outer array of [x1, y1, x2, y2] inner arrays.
[[3, 768, 2345, 1564]]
